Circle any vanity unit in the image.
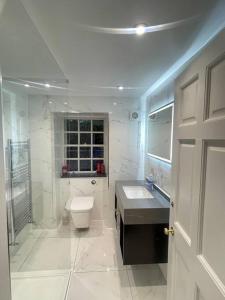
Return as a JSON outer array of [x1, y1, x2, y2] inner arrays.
[[115, 180, 170, 265]]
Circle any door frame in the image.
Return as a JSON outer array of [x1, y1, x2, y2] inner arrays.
[[0, 69, 11, 300]]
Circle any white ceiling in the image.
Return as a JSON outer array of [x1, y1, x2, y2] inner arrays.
[[0, 0, 219, 97]]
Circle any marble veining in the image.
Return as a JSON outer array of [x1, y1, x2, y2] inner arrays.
[[28, 95, 144, 228]]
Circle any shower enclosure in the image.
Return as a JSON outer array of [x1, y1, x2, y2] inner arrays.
[[1, 78, 73, 300]]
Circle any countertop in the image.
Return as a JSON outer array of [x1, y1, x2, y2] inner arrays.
[[115, 180, 170, 225]]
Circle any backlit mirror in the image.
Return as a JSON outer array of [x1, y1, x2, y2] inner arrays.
[[147, 103, 174, 163]]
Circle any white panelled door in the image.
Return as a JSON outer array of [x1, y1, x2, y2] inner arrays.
[[167, 29, 225, 300]]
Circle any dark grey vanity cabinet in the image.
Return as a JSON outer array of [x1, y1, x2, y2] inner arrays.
[[117, 211, 168, 265], [115, 181, 170, 265]]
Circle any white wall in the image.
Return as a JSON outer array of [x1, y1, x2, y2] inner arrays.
[[28, 95, 144, 228], [2, 82, 29, 144], [29, 97, 55, 227], [2, 81, 31, 224]]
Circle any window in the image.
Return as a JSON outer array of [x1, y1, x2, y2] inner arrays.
[[64, 117, 106, 173]]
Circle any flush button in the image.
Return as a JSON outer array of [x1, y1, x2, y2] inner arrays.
[[91, 180, 96, 185]]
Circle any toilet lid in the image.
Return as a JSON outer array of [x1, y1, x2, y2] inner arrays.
[[69, 196, 94, 212]]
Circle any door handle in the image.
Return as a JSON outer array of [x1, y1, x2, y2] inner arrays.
[[164, 227, 174, 236]]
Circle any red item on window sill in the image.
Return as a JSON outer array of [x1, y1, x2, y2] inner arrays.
[[100, 163, 105, 175], [96, 162, 101, 174], [62, 164, 68, 176]]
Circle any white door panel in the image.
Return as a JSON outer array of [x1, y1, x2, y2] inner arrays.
[[168, 29, 225, 300], [173, 251, 194, 300], [180, 75, 198, 125], [176, 141, 195, 243], [201, 142, 225, 289], [207, 54, 225, 119]]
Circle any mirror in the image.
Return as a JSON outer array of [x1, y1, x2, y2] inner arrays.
[[147, 103, 174, 163]]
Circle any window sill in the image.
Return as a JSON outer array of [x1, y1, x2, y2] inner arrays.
[[61, 173, 107, 178]]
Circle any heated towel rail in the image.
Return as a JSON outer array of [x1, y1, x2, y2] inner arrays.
[[6, 139, 32, 245]]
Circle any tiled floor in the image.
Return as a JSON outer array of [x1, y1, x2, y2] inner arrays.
[[10, 221, 167, 300]]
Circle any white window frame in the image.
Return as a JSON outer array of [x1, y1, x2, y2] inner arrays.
[[63, 114, 108, 174]]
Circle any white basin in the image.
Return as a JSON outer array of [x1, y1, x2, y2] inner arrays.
[[123, 186, 153, 199]]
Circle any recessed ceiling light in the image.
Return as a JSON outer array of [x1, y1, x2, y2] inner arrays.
[[118, 85, 124, 91], [45, 83, 50, 88], [49, 101, 53, 104], [24, 84, 30, 87], [135, 24, 146, 36], [64, 102, 68, 105], [113, 102, 117, 106]]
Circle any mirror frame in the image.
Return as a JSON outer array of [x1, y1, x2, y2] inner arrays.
[[147, 102, 174, 164]]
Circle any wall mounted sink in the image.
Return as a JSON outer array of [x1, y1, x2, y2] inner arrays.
[[123, 186, 153, 199]]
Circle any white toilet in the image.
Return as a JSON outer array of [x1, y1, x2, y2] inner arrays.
[[65, 196, 94, 229]]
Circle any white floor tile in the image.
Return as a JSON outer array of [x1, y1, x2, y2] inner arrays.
[[20, 237, 79, 271], [74, 228, 125, 272], [127, 265, 167, 300], [10, 238, 39, 272], [11, 269, 70, 279], [10, 220, 168, 300], [11, 274, 69, 300], [79, 220, 106, 238], [39, 223, 81, 239], [67, 270, 132, 300]]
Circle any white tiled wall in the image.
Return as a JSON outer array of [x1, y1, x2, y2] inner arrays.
[[2, 82, 31, 221], [2, 82, 29, 144], [28, 95, 145, 228], [60, 177, 108, 221]]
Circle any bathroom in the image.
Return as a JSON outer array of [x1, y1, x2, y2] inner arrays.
[[0, 0, 225, 300]]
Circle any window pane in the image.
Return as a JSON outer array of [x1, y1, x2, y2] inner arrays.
[[93, 133, 104, 144], [80, 147, 91, 158], [93, 160, 104, 171], [66, 160, 78, 171], [93, 147, 104, 158], [65, 119, 78, 131], [80, 160, 91, 171], [79, 120, 91, 131], [93, 120, 104, 132], [80, 133, 91, 145], [65, 133, 78, 144], [66, 147, 78, 158]]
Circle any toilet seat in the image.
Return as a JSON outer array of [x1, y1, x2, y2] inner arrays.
[[66, 196, 94, 213]]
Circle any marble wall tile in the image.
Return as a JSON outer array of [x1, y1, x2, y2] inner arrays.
[[29, 96, 56, 228], [60, 177, 108, 222], [28, 95, 144, 229]]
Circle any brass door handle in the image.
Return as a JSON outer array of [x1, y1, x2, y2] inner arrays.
[[164, 227, 174, 236]]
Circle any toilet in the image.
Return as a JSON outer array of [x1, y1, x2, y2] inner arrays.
[[65, 196, 94, 229]]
